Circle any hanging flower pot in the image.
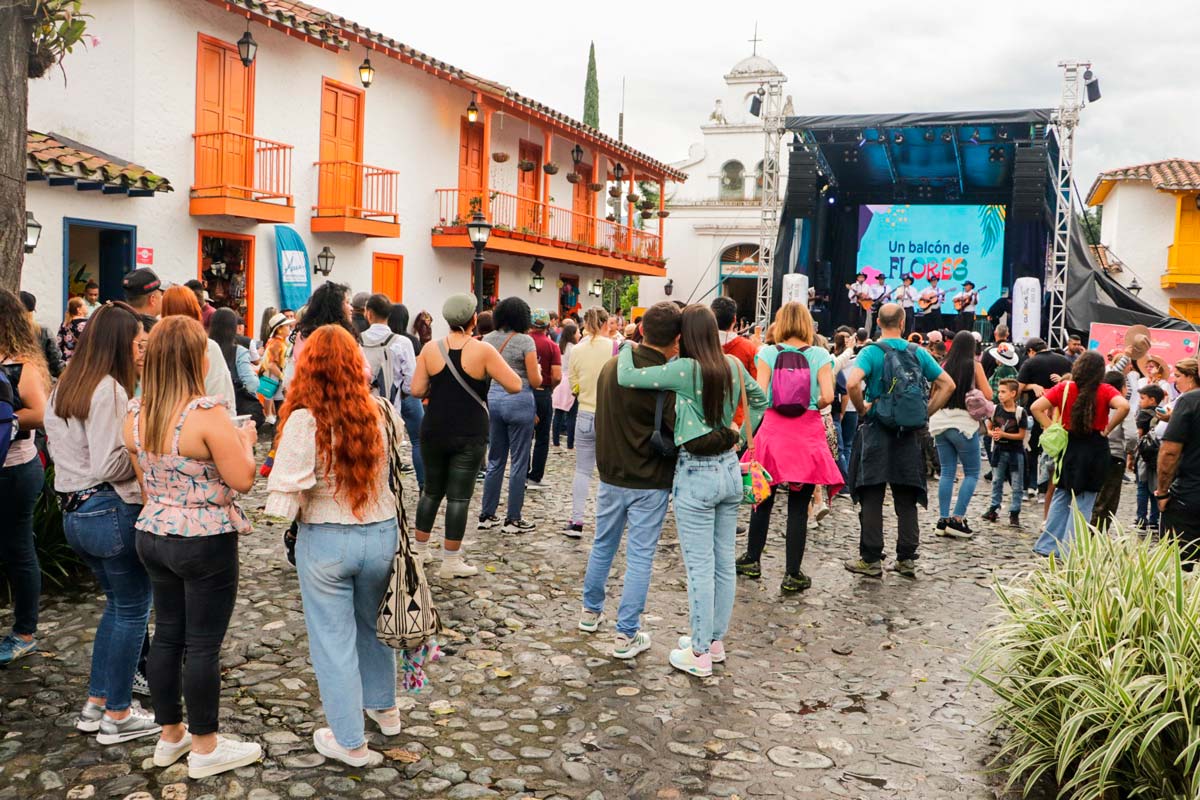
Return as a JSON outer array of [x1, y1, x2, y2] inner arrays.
[[657, 209, 671, 218], [626, 193, 640, 204], [518, 160, 536, 172], [543, 162, 560, 175], [589, 182, 604, 192], [492, 152, 510, 163], [608, 186, 622, 198], [641, 209, 654, 220], [639, 199, 656, 211], [606, 214, 616, 222], [566, 172, 581, 184]]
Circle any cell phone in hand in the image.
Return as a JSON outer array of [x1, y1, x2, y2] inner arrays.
[[232, 414, 255, 428]]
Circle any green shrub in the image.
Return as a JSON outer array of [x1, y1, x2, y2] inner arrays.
[[33, 463, 88, 590], [973, 522, 1200, 799]]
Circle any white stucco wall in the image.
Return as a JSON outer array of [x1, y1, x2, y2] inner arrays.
[[21, 0, 609, 334]]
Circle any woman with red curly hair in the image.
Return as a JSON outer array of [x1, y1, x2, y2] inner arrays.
[[265, 325, 404, 768]]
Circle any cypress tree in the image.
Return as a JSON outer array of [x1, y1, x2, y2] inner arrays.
[[583, 42, 599, 128]]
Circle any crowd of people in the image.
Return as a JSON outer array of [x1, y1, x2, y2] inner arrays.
[[4, 266, 1200, 772]]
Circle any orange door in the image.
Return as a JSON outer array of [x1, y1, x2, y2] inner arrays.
[[318, 79, 363, 217], [517, 140, 542, 232], [571, 163, 595, 244], [195, 35, 254, 197], [372, 253, 404, 301], [458, 118, 484, 222]]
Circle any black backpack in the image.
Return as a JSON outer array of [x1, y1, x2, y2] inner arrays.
[[867, 343, 930, 432]]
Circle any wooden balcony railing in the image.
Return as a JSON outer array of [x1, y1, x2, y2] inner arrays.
[[312, 160, 399, 223], [192, 130, 293, 205], [434, 188, 662, 262]]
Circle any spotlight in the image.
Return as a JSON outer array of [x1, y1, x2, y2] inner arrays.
[[826, 194, 836, 205], [969, 128, 980, 145], [941, 129, 953, 143], [749, 90, 763, 118], [893, 132, 904, 144], [856, 131, 866, 148], [1084, 69, 1101, 103], [923, 129, 935, 142]]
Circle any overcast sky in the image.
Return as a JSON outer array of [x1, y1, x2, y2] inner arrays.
[[324, 0, 1198, 191]]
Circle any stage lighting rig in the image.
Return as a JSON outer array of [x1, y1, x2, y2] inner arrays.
[[1084, 69, 1101, 103], [893, 132, 904, 144]]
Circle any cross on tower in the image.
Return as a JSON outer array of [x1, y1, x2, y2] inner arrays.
[[749, 23, 762, 56]]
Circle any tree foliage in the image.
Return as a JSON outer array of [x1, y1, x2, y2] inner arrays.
[[583, 42, 599, 129], [27, 0, 91, 80]]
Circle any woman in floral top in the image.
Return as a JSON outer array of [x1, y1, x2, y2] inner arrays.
[[122, 315, 261, 780], [58, 296, 89, 364]]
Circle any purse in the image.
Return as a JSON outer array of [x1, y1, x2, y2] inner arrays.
[[648, 391, 676, 459], [1039, 381, 1072, 483], [737, 367, 773, 506], [375, 397, 441, 651]]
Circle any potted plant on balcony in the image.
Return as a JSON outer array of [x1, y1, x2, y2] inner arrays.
[[589, 182, 604, 192], [641, 209, 654, 220], [626, 192, 640, 204], [605, 214, 616, 222], [518, 159, 536, 172], [543, 162, 560, 175], [492, 152, 510, 163], [608, 186, 622, 198], [566, 172, 581, 184]]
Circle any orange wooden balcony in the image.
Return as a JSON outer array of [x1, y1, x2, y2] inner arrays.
[[431, 188, 665, 277], [311, 161, 400, 237], [190, 131, 294, 223]]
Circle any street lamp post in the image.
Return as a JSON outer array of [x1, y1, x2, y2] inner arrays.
[[466, 212, 492, 311]]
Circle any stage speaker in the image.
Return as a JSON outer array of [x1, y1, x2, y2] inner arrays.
[[786, 147, 820, 219], [1011, 144, 1049, 221], [815, 259, 832, 292]]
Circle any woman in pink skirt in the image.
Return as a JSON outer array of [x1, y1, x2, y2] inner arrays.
[[736, 302, 843, 592]]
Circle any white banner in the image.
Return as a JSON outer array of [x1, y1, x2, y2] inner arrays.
[[1011, 277, 1041, 345], [781, 273, 809, 306]]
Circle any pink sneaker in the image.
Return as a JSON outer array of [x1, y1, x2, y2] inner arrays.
[[669, 645, 713, 678], [677, 636, 725, 663]]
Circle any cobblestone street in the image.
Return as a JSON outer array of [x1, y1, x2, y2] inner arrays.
[[0, 442, 1096, 800]]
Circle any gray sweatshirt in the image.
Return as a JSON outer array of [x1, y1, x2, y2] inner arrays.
[[44, 376, 141, 505]]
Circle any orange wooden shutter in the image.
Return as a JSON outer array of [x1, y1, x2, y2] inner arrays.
[[571, 163, 594, 244], [458, 118, 484, 221], [194, 35, 253, 198], [319, 80, 363, 217], [372, 253, 404, 301], [517, 140, 542, 231]]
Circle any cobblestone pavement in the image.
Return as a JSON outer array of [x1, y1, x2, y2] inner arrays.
[[1, 441, 1122, 800]]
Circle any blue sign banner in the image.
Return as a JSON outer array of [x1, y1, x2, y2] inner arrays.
[[274, 225, 311, 311]]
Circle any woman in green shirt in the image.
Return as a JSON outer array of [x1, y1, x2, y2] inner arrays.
[[616, 305, 766, 679]]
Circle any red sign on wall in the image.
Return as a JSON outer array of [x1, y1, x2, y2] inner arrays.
[[136, 247, 153, 265]]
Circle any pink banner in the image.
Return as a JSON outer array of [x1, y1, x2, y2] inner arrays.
[[1088, 323, 1199, 377]]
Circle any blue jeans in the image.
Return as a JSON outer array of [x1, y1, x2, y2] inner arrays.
[[553, 399, 577, 448], [571, 412, 597, 525], [1034, 489, 1098, 557], [1136, 480, 1159, 525], [398, 394, 426, 491], [481, 388, 536, 521], [934, 428, 982, 519], [672, 449, 742, 655], [989, 450, 1025, 514], [296, 519, 398, 750], [582, 483, 670, 638], [0, 456, 44, 636], [839, 410, 858, 469], [64, 492, 151, 712]]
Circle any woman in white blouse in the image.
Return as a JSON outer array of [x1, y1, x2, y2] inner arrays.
[[265, 325, 403, 768]]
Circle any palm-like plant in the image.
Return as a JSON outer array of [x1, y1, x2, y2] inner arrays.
[[978, 204, 1006, 258]]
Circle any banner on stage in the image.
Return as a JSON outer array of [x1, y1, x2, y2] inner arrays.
[[857, 204, 1006, 313], [1088, 323, 1197, 377], [781, 273, 808, 305], [1011, 277, 1040, 345], [274, 225, 312, 311]]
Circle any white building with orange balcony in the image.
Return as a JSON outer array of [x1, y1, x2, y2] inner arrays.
[[20, 0, 683, 336]]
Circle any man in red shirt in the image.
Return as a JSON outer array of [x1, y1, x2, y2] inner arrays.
[[527, 308, 563, 489], [712, 297, 757, 430]]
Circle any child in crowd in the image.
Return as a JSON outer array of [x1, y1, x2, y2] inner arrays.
[[982, 379, 1028, 527], [1134, 383, 1166, 530], [257, 313, 292, 424]]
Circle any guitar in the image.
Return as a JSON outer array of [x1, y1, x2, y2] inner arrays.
[[844, 283, 875, 312], [953, 285, 987, 312], [917, 286, 957, 311]]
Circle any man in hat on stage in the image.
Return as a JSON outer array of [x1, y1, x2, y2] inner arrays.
[[953, 281, 979, 333], [847, 271, 870, 330], [917, 275, 945, 334], [892, 275, 918, 337]]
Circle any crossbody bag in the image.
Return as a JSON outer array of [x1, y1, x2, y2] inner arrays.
[[437, 339, 488, 414]]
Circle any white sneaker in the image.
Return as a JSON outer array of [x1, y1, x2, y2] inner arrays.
[[264, 414, 277, 425], [154, 731, 193, 768], [678, 636, 726, 663], [526, 479, 546, 491], [365, 708, 402, 736], [814, 502, 831, 522], [411, 539, 432, 564], [612, 631, 651, 660], [96, 705, 161, 745], [312, 727, 384, 767], [578, 610, 602, 633], [187, 737, 263, 779], [76, 700, 105, 733], [437, 553, 478, 579]]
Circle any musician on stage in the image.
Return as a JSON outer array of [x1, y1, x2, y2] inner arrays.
[[917, 275, 945, 334], [866, 275, 890, 336], [953, 281, 979, 333], [892, 275, 919, 337], [847, 271, 870, 329]]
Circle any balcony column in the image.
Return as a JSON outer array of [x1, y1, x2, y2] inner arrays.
[[593, 149, 603, 248], [657, 177, 665, 259], [481, 104, 493, 218], [542, 128, 553, 235], [627, 168, 636, 251]]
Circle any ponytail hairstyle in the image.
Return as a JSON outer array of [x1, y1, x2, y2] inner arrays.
[[1067, 350, 1105, 434], [679, 304, 729, 427], [582, 306, 609, 339]]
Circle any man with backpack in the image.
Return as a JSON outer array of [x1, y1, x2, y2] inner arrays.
[[844, 303, 954, 578], [360, 293, 422, 489]]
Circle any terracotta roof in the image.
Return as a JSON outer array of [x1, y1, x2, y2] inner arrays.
[[1089, 244, 1123, 274], [1086, 158, 1200, 205], [26, 131, 172, 193], [211, 0, 687, 181]]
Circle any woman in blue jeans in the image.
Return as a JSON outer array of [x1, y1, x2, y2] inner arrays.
[[45, 303, 158, 743], [929, 331, 992, 537], [478, 298, 542, 533], [267, 325, 407, 768], [0, 289, 50, 666], [617, 305, 766, 678]]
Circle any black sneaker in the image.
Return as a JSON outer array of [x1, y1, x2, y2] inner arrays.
[[780, 572, 811, 593], [1009, 512, 1021, 528], [981, 507, 999, 523], [946, 517, 973, 535], [935, 518, 948, 531], [561, 522, 583, 539], [735, 552, 761, 579], [502, 518, 536, 533], [477, 514, 500, 530]]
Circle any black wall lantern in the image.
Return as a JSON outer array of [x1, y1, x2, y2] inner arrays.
[[612, 162, 625, 182], [237, 19, 257, 67], [663, 278, 673, 296], [466, 96, 480, 124], [529, 259, 545, 293], [24, 211, 42, 254], [359, 55, 375, 88], [314, 246, 335, 276], [571, 143, 584, 167]]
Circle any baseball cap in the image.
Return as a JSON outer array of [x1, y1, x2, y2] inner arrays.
[[531, 308, 550, 328], [927, 330, 944, 343], [443, 293, 477, 328], [122, 268, 165, 296], [1025, 336, 1048, 352]]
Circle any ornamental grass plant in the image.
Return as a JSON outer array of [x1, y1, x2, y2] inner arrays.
[[973, 521, 1200, 799]]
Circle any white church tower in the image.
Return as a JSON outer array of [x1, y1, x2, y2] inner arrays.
[[639, 47, 790, 321]]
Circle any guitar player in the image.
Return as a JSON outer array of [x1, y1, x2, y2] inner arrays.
[[891, 275, 918, 336], [953, 280, 979, 333], [867, 274, 890, 335], [846, 271, 870, 329], [917, 275, 946, 334]]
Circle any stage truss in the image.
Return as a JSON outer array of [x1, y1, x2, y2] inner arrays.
[[755, 77, 786, 330], [1047, 60, 1090, 349]]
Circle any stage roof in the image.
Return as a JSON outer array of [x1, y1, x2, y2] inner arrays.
[[785, 108, 1056, 205]]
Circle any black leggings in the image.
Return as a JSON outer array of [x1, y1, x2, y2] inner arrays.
[[417, 437, 488, 542], [745, 484, 816, 575], [136, 531, 238, 736]]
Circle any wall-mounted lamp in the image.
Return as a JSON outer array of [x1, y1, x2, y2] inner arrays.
[[237, 18, 257, 67], [1128, 275, 1143, 297], [314, 246, 335, 276], [529, 259, 545, 292], [571, 143, 584, 167], [589, 278, 603, 298], [24, 211, 42, 254], [663, 278, 673, 296], [612, 162, 625, 182], [466, 96, 480, 124], [358, 54, 375, 88]]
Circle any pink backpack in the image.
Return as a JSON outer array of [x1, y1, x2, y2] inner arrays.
[[770, 346, 813, 417]]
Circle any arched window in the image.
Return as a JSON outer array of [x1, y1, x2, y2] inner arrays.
[[720, 243, 758, 269], [720, 160, 745, 201], [753, 160, 764, 199]]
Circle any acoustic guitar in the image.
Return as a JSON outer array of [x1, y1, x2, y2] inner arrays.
[[844, 283, 876, 312], [952, 285, 987, 312], [916, 286, 957, 311]]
